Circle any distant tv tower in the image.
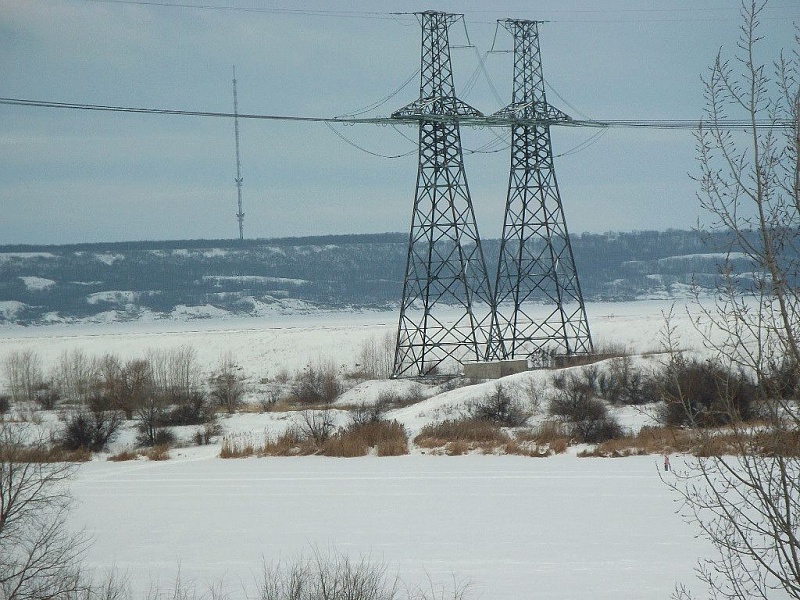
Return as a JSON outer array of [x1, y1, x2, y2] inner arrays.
[[232, 65, 245, 240]]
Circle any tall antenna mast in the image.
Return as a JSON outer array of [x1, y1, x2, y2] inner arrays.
[[233, 65, 245, 241]]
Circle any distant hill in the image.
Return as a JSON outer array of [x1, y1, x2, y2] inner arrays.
[[0, 230, 759, 325]]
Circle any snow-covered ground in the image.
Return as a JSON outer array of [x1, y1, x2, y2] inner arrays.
[[71, 454, 708, 600], [0, 299, 710, 381], [0, 299, 720, 598]]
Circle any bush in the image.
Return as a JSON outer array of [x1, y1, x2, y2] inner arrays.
[[193, 421, 223, 445], [33, 383, 60, 410], [350, 402, 384, 427], [210, 353, 246, 413], [655, 357, 758, 427], [300, 410, 336, 445], [255, 549, 401, 600], [0, 395, 9, 415], [162, 391, 215, 425], [61, 411, 119, 453], [548, 374, 623, 443], [375, 386, 425, 409], [762, 356, 800, 400], [291, 362, 342, 404], [597, 356, 656, 405], [60, 394, 123, 452], [469, 384, 531, 426], [137, 425, 176, 448]]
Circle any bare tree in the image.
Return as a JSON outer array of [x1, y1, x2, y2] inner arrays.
[[2, 350, 44, 404], [356, 331, 396, 379], [0, 421, 89, 599], [210, 352, 246, 414], [670, 3, 800, 599], [148, 346, 201, 404], [52, 349, 99, 406]]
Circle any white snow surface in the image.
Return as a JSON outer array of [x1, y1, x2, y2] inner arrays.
[[94, 253, 125, 265], [70, 454, 708, 599], [0, 299, 722, 598], [19, 276, 56, 290], [0, 301, 27, 320]]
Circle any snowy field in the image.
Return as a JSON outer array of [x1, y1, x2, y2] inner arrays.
[[0, 299, 712, 380], [70, 454, 709, 600], [0, 299, 719, 598]]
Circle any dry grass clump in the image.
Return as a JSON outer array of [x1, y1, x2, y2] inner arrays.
[[220, 434, 255, 458], [751, 429, 800, 457], [413, 418, 511, 455], [323, 420, 408, 457], [145, 444, 170, 461], [107, 449, 140, 461], [578, 426, 696, 457], [514, 420, 570, 455], [577, 425, 800, 458], [0, 444, 91, 463], [262, 427, 318, 456]]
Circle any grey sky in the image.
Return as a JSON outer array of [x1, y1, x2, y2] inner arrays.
[[1, 0, 797, 245]]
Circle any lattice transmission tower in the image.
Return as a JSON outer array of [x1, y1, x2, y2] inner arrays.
[[232, 65, 245, 241], [392, 11, 498, 378], [490, 19, 592, 365]]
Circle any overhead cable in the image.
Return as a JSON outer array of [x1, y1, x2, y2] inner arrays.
[[0, 97, 793, 130]]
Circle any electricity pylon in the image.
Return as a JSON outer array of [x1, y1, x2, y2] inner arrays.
[[391, 11, 497, 378], [233, 66, 245, 241], [490, 19, 593, 365]]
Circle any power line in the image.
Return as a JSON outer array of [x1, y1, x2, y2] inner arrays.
[[0, 96, 794, 130], [76, 0, 411, 20], [73, 0, 795, 22]]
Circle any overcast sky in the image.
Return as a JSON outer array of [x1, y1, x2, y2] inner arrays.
[[1, 0, 798, 245]]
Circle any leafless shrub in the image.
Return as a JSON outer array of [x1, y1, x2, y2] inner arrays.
[[161, 391, 215, 426], [354, 331, 396, 379], [371, 386, 426, 412], [60, 394, 123, 453], [291, 361, 343, 404], [300, 410, 336, 445], [548, 373, 623, 443], [597, 356, 657, 405], [654, 356, 757, 427], [350, 402, 384, 427], [32, 383, 60, 410], [210, 352, 246, 414], [254, 548, 399, 600], [193, 422, 223, 446], [468, 383, 531, 427], [101, 356, 153, 420]]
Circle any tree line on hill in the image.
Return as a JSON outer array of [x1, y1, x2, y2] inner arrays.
[[0, 228, 785, 324]]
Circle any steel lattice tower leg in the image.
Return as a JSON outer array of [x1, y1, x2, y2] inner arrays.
[[391, 11, 497, 378], [490, 19, 593, 366]]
